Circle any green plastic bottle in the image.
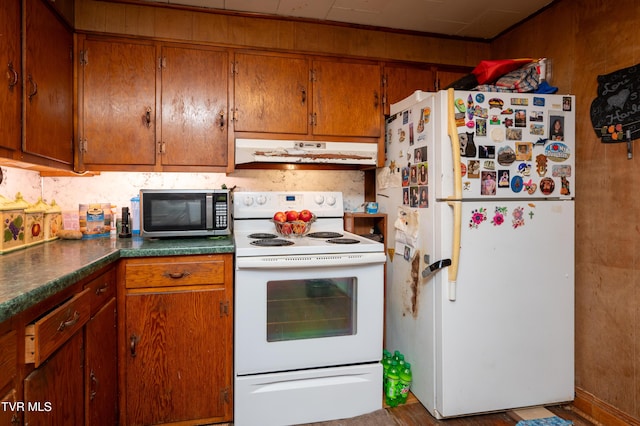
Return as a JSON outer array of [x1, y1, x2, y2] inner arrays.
[[398, 362, 413, 405], [385, 360, 400, 407], [381, 350, 392, 387]]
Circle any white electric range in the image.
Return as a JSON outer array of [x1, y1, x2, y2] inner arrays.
[[233, 191, 386, 426]]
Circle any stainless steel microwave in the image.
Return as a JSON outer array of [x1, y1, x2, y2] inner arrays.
[[140, 189, 232, 238]]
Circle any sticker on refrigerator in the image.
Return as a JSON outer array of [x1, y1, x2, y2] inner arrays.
[[540, 177, 555, 195], [545, 142, 570, 162], [549, 115, 565, 141], [536, 154, 548, 176], [481, 171, 497, 195], [469, 207, 487, 229], [459, 132, 477, 157], [524, 179, 537, 195], [515, 142, 533, 161], [560, 177, 571, 196], [497, 146, 515, 165], [491, 206, 508, 226], [498, 170, 510, 188], [512, 206, 526, 229]]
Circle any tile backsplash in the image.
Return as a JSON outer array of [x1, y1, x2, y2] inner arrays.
[[1, 166, 367, 218]]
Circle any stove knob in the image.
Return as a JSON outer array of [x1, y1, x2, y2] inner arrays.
[[256, 195, 267, 205], [242, 196, 254, 206], [326, 195, 336, 206], [314, 195, 325, 205]]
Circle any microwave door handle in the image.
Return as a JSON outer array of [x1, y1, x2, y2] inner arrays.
[[206, 194, 214, 229]]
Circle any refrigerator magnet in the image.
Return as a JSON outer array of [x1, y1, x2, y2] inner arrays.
[[510, 175, 524, 193], [536, 154, 548, 176], [540, 177, 555, 195], [524, 179, 537, 195]]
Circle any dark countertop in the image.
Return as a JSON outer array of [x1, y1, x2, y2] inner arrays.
[[0, 235, 235, 323]]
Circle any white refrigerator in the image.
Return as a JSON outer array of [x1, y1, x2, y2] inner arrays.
[[377, 89, 574, 418]]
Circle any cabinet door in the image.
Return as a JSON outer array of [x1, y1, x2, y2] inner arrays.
[[125, 289, 232, 425], [23, 0, 73, 165], [384, 65, 433, 115], [160, 46, 229, 167], [85, 298, 117, 426], [24, 331, 84, 425], [312, 60, 381, 138], [435, 69, 470, 91], [0, 0, 21, 154], [234, 52, 309, 135], [0, 389, 20, 426], [80, 37, 157, 167]]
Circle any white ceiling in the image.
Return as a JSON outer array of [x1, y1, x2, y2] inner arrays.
[[138, 0, 554, 39]]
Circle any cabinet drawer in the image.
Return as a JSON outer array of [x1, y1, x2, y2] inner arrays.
[[0, 330, 17, 390], [84, 268, 116, 315], [124, 256, 227, 289], [25, 288, 91, 367]]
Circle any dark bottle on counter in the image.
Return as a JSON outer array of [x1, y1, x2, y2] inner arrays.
[[119, 206, 132, 238]]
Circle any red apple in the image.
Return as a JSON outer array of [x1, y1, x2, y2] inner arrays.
[[280, 222, 293, 235], [285, 210, 299, 222], [298, 209, 313, 222], [32, 223, 41, 237], [273, 211, 287, 223]]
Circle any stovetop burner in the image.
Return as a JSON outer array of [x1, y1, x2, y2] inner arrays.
[[248, 233, 278, 239], [250, 238, 295, 247], [307, 231, 343, 239], [326, 238, 360, 244]]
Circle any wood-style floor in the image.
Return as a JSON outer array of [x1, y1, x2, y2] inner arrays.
[[386, 400, 595, 425]]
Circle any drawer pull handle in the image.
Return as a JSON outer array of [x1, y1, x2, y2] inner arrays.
[[163, 271, 191, 279], [96, 283, 109, 295], [57, 310, 80, 332]]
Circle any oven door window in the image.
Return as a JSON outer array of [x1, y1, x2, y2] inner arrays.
[[267, 277, 356, 342]]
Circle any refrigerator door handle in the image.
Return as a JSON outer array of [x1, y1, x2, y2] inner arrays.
[[422, 258, 452, 278], [446, 200, 461, 301], [446, 88, 463, 201]]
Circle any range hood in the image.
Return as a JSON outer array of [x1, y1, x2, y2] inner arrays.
[[235, 139, 378, 166]]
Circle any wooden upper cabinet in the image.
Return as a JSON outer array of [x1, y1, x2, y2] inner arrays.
[[312, 59, 382, 138], [435, 68, 471, 91], [0, 0, 21, 155], [160, 45, 229, 168], [79, 37, 157, 168], [23, 0, 73, 166], [234, 51, 309, 135], [384, 64, 434, 115]]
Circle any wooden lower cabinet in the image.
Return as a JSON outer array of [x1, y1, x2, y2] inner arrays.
[[120, 254, 233, 425], [0, 389, 20, 425], [24, 330, 84, 425], [85, 298, 117, 425]]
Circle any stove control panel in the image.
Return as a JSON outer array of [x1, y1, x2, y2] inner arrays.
[[234, 191, 344, 219]]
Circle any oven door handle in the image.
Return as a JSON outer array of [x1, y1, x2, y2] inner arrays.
[[236, 252, 386, 269]]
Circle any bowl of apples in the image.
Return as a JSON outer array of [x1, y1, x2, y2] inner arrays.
[[272, 209, 316, 237]]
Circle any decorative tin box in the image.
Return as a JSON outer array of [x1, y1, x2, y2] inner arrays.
[[15, 193, 45, 247], [0, 194, 25, 254], [44, 200, 62, 241]]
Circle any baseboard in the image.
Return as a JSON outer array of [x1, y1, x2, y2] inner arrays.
[[572, 387, 640, 426]]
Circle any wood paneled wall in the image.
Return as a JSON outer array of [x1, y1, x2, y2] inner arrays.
[[75, 0, 490, 66], [493, 0, 640, 424], [75, 0, 640, 423]]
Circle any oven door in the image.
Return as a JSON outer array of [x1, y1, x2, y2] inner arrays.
[[235, 252, 385, 375]]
